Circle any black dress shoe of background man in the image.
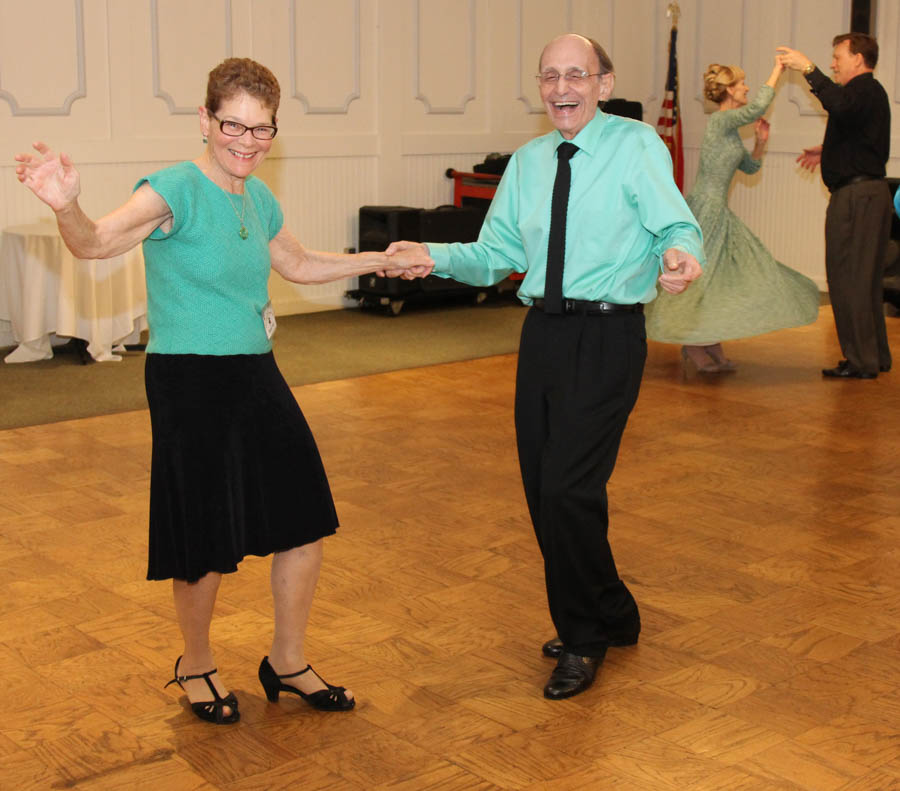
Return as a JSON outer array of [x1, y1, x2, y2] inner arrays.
[[822, 362, 877, 379], [542, 630, 639, 659], [830, 358, 891, 373], [544, 649, 606, 700]]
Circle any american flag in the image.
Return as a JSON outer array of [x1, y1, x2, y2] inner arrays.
[[656, 25, 685, 192]]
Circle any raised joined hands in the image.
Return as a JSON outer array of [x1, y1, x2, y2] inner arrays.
[[14, 142, 81, 211], [775, 47, 812, 73]]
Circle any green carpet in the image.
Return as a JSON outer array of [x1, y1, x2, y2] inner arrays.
[[0, 300, 527, 430]]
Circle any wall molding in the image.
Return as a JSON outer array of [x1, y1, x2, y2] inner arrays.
[[0, 0, 86, 116], [414, 0, 476, 114], [517, 0, 574, 114], [638, 0, 662, 112], [290, 0, 360, 114], [787, 0, 849, 116], [691, 0, 748, 107], [151, 0, 233, 115]]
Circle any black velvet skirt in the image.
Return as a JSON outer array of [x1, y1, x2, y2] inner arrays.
[[144, 352, 339, 582]]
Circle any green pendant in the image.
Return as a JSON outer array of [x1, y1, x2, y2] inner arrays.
[[238, 225, 249, 240]]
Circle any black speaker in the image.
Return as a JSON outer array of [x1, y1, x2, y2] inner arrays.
[[602, 98, 643, 121], [350, 205, 489, 312], [358, 206, 422, 252], [358, 204, 485, 249], [418, 205, 485, 243]]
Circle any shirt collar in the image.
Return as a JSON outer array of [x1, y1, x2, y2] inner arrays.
[[551, 109, 607, 157], [844, 71, 874, 87]]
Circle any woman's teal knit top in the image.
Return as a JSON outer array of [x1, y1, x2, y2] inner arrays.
[[135, 162, 284, 354]]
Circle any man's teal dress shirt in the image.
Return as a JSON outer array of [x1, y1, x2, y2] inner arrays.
[[429, 110, 704, 305]]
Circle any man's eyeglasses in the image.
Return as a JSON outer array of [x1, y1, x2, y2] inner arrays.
[[210, 112, 278, 140], [536, 70, 602, 85]]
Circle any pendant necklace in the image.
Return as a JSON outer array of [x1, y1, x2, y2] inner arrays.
[[226, 189, 249, 240]]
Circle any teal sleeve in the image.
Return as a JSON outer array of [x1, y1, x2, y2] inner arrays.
[[738, 151, 762, 175], [718, 85, 775, 130], [429, 242, 453, 272], [429, 160, 527, 286], [134, 164, 190, 240], [627, 133, 704, 268], [270, 201, 284, 240], [894, 187, 900, 218]]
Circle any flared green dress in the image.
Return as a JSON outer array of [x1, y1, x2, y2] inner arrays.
[[645, 85, 820, 344]]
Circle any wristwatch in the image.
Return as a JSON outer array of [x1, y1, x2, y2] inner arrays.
[[802, 62, 815, 76]]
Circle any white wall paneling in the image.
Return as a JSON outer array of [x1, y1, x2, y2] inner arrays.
[[151, 0, 233, 115], [690, 0, 745, 109], [517, 0, 575, 113], [290, 0, 360, 114], [403, 152, 494, 211], [261, 155, 379, 313], [894, 1, 900, 105], [414, 0, 476, 114], [0, 0, 85, 116], [3, 0, 900, 314], [151, 0, 232, 115], [786, 0, 850, 116], [596, 0, 660, 113]]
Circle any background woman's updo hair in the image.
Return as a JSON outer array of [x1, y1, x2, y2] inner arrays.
[[703, 64, 745, 104], [206, 58, 281, 121]]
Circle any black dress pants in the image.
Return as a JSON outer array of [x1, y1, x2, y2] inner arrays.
[[514, 306, 646, 657], [825, 179, 893, 374]]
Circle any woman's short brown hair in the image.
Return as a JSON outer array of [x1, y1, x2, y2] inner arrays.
[[205, 58, 280, 120], [703, 63, 745, 104]]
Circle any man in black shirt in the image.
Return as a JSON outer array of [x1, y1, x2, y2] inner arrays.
[[778, 33, 891, 379]]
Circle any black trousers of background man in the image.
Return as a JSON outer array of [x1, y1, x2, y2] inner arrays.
[[514, 307, 645, 658], [824, 179, 893, 375]]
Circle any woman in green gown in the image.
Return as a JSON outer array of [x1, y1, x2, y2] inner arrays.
[[645, 58, 820, 372]]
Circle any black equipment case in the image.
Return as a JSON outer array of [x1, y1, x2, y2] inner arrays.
[[347, 204, 488, 314]]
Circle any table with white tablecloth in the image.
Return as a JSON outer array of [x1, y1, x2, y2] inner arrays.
[[0, 223, 148, 362]]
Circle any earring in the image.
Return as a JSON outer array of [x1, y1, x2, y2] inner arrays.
[[202, 137, 208, 143]]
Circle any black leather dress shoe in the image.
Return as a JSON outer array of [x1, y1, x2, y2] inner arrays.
[[822, 364, 876, 379], [834, 358, 890, 373], [542, 630, 639, 659], [543, 649, 606, 700]]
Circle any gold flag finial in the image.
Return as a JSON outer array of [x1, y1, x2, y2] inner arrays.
[[666, 1, 681, 28]]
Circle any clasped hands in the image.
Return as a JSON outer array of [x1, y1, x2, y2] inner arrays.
[[774, 46, 812, 74], [379, 240, 434, 279]]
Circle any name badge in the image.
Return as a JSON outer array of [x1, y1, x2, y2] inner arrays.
[[262, 300, 277, 339]]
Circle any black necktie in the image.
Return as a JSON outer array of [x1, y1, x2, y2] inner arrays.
[[544, 141, 579, 314]]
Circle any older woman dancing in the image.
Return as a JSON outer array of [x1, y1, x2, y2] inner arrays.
[[645, 56, 819, 373], [15, 58, 430, 724]]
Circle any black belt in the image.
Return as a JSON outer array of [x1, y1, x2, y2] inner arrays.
[[533, 298, 643, 314], [832, 174, 884, 191]]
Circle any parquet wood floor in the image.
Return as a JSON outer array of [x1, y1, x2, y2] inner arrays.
[[1, 306, 899, 790]]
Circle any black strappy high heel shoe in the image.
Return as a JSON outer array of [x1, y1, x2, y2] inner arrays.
[[165, 655, 240, 724], [258, 656, 355, 711]]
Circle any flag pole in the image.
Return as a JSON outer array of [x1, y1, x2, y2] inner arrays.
[[666, 1, 681, 29], [657, 1, 685, 191]]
